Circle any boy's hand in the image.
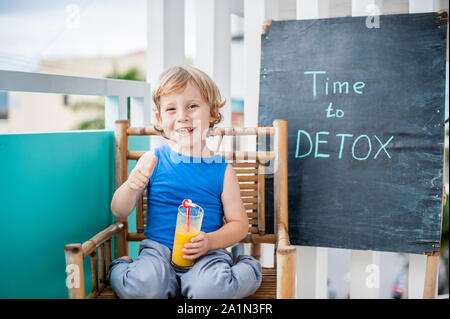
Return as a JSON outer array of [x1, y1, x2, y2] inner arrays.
[[126, 152, 158, 191], [182, 232, 210, 260]]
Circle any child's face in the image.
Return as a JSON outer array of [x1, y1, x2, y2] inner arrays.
[[156, 81, 216, 151]]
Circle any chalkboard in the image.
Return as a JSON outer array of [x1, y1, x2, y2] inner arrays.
[[258, 12, 447, 254]]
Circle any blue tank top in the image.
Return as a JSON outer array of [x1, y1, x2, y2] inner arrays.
[[144, 143, 229, 249]]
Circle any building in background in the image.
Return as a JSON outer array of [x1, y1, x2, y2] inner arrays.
[[0, 9, 245, 133]]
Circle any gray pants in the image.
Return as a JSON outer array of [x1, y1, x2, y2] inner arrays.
[[108, 239, 262, 299]]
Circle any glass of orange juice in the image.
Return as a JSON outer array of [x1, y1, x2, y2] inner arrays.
[[171, 203, 204, 271]]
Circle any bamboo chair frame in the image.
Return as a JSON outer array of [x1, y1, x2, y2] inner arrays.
[[64, 119, 295, 299]]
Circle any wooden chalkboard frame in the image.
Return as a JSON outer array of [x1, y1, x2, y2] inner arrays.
[[424, 115, 447, 298], [257, 11, 448, 262]]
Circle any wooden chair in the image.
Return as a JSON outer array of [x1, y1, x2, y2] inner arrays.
[[64, 119, 296, 299]]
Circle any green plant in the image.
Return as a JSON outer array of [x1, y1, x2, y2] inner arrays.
[[71, 66, 144, 130]]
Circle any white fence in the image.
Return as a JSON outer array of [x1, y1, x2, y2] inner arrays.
[[0, 69, 151, 129]]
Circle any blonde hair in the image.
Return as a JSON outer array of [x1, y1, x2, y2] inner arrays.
[[152, 65, 226, 135]]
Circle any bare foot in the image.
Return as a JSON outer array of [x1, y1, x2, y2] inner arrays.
[[119, 256, 133, 262]]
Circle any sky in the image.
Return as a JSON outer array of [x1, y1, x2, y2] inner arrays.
[[0, 0, 195, 72]]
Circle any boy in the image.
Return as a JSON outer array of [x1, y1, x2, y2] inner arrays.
[[108, 65, 262, 299]]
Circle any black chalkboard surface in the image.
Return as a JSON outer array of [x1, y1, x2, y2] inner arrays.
[[258, 12, 447, 254]]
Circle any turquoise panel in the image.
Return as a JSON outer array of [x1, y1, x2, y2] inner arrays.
[[0, 130, 114, 298], [126, 135, 151, 260]]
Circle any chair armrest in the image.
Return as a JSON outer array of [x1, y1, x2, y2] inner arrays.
[[64, 222, 124, 299], [276, 223, 296, 299], [80, 222, 124, 258]]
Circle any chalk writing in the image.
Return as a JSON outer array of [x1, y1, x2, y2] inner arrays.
[[296, 70, 393, 161], [304, 71, 366, 97], [295, 130, 394, 160], [326, 102, 344, 118]]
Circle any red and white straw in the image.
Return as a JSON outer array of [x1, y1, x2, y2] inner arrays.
[[182, 199, 197, 232]]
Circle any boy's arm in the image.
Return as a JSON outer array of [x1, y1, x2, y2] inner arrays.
[[110, 181, 145, 219], [110, 150, 158, 219], [207, 163, 249, 250]]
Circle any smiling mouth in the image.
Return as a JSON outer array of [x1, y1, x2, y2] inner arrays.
[[176, 127, 195, 136]]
